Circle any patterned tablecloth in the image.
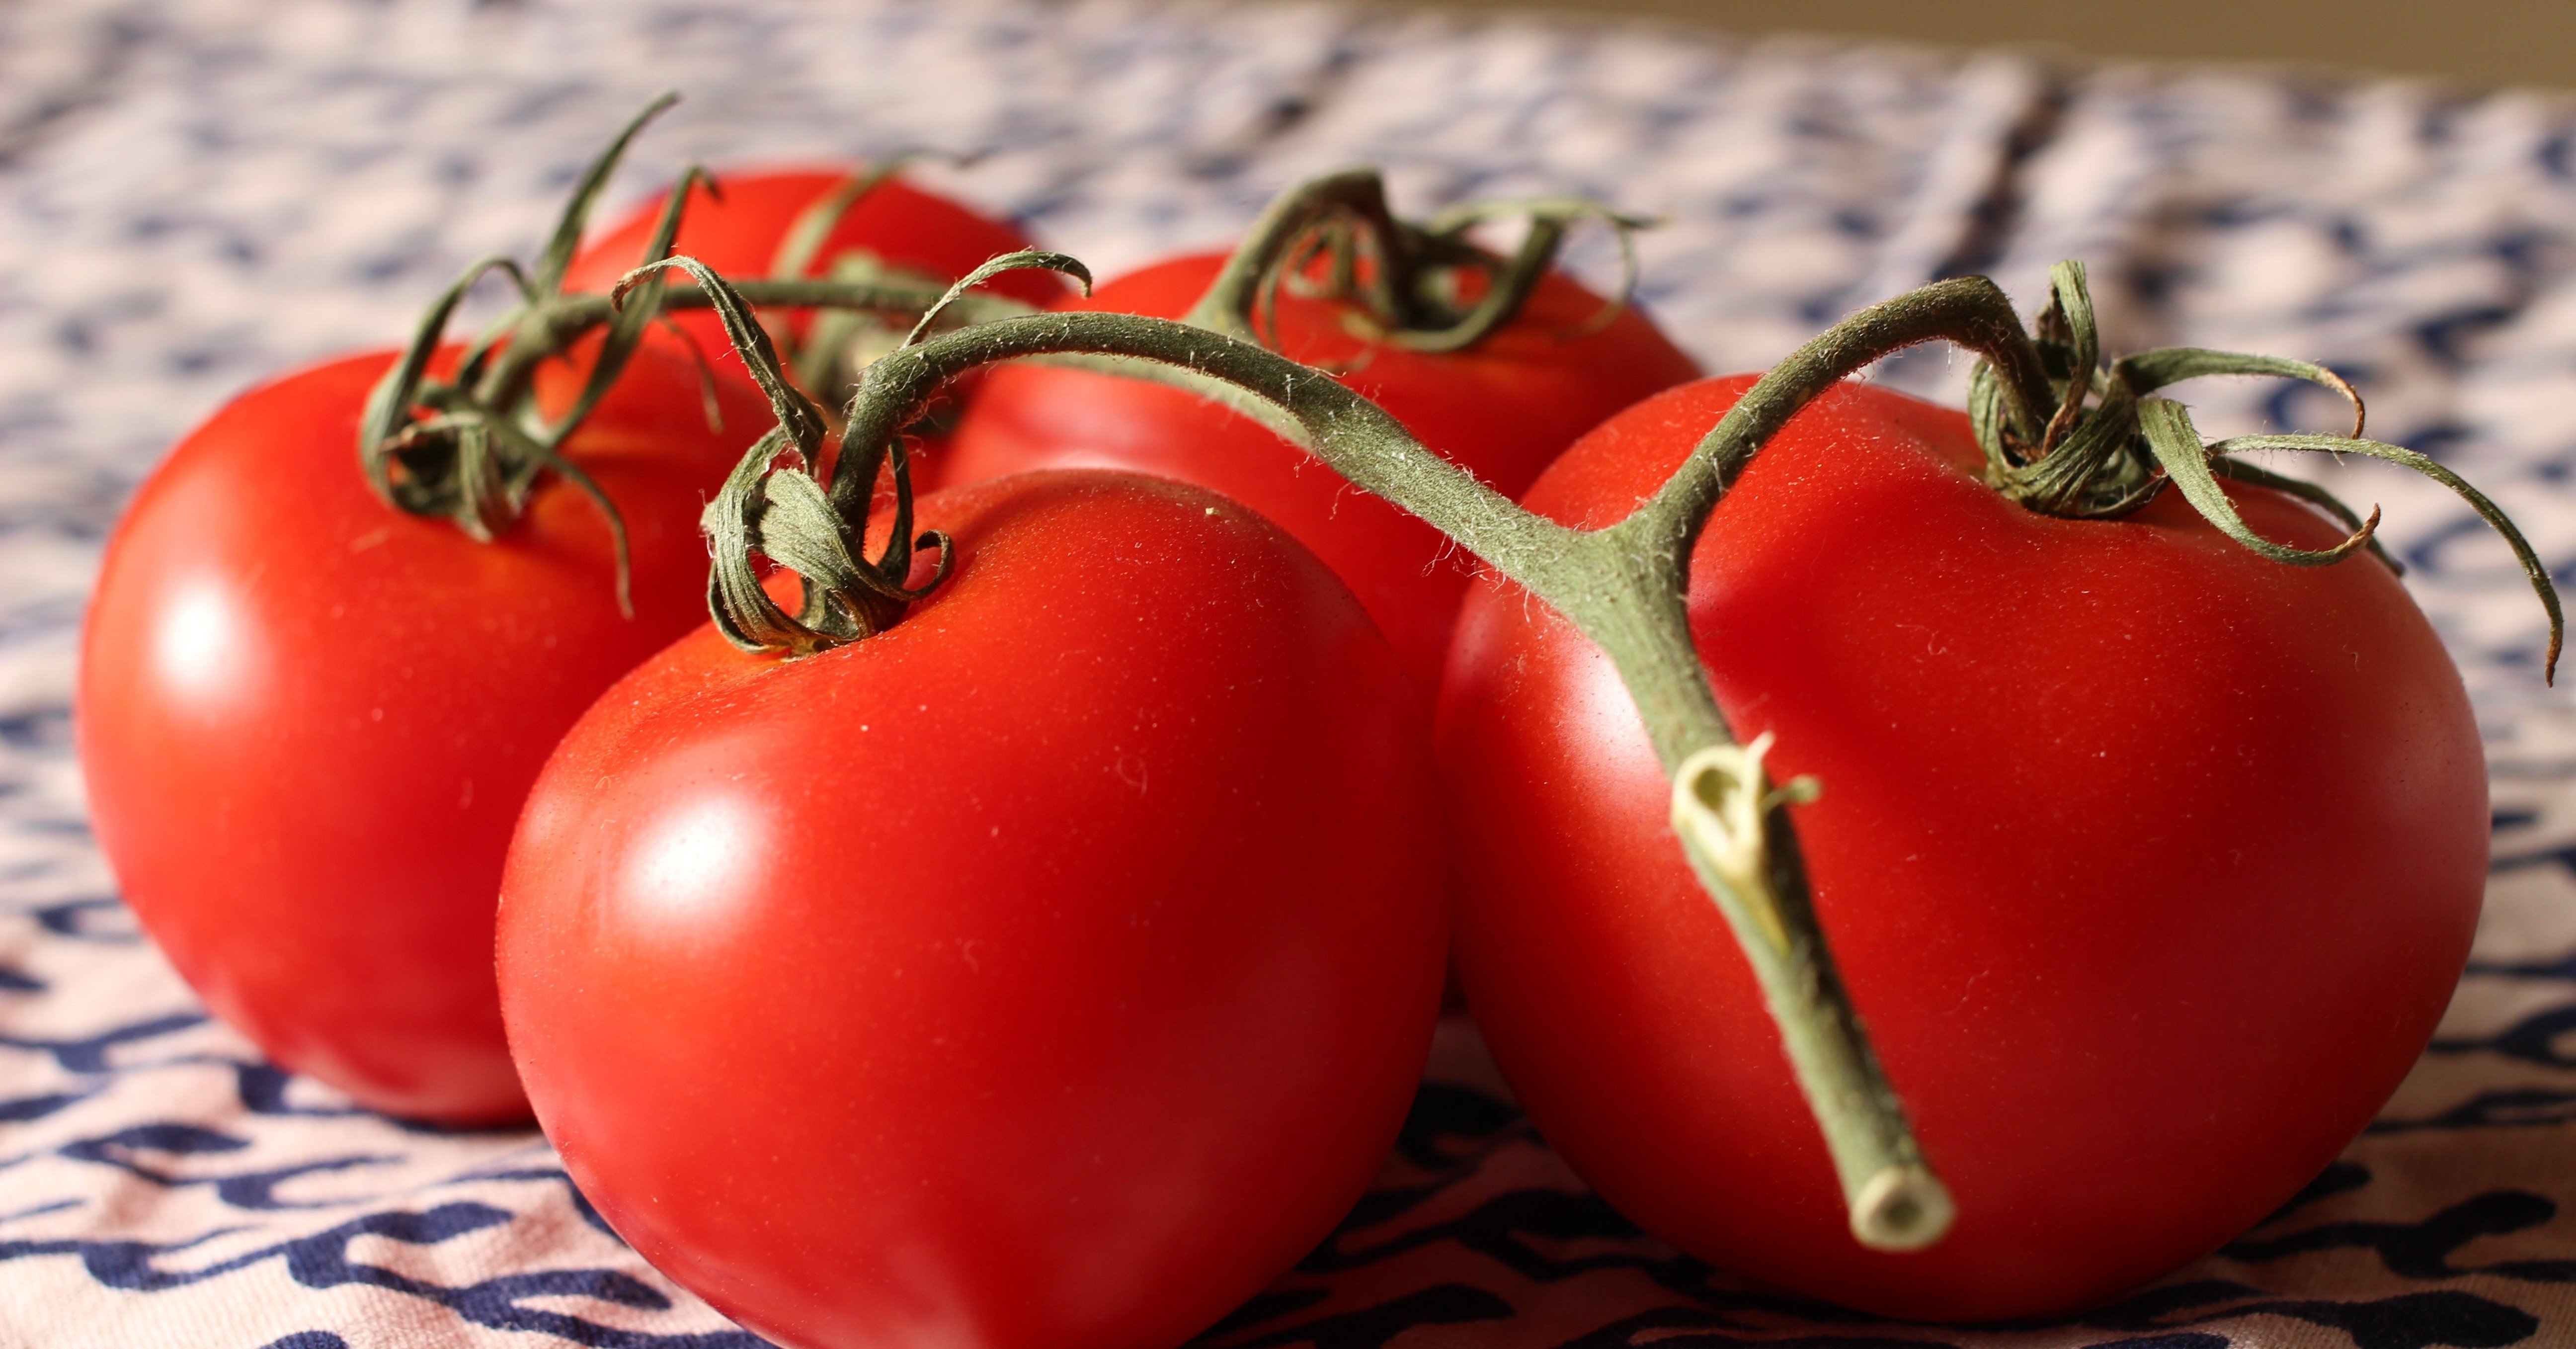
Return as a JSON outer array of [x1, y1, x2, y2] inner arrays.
[[7, 1, 2576, 1345]]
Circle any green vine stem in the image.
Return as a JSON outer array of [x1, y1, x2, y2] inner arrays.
[[707, 275, 2053, 1252], [701, 255, 2565, 1253], [352, 153, 1627, 608]]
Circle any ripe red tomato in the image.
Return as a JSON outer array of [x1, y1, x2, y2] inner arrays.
[[78, 335, 774, 1124], [1438, 374, 2486, 1318], [496, 470, 1447, 1349], [941, 251, 1702, 693], [562, 167, 1062, 353]]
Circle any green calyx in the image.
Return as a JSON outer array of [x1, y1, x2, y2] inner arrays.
[[1181, 167, 1651, 355], [686, 250, 1092, 656], [1966, 261, 2564, 680], [355, 96, 1042, 614], [357, 92, 692, 616]]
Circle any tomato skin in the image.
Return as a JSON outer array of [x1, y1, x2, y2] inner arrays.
[[1438, 375, 2486, 1318], [496, 471, 1447, 1349], [77, 337, 774, 1124], [942, 252, 1702, 694], [562, 167, 1061, 348]]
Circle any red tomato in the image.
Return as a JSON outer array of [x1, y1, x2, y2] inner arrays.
[[1438, 374, 2485, 1318], [942, 251, 1702, 693], [78, 336, 775, 1124], [562, 167, 1062, 353], [496, 470, 1446, 1349]]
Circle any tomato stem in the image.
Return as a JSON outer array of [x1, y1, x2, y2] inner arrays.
[[797, 282, 2071, 1252], [695, 253, 2569, 1251]]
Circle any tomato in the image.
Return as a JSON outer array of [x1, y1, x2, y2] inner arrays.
[[941, 251, 1701, 693], [77, 335, 775, 1123], [1437, 373, 2486, 1318], [495, 468, 1445, 1349], [562, 167, 1062, 362]]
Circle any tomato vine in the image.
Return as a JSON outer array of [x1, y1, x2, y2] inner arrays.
[[684, 247, 2562, 1254], [324, 93, 2566, 1253]]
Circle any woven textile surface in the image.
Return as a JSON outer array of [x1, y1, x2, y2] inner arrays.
[[6, 0, 2576, 1344]]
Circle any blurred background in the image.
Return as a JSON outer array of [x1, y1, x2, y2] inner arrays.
[[1339, 0, 2576, 89]]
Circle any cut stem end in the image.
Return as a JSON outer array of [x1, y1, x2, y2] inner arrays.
[[1669, 735, 1950, 1255], [1852, 1164, 1956, 1252]]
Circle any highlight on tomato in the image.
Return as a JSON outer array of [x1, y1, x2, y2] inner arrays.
[[75, 99, 788, 1124], [495, 265, 1448, 1349], [942, 168, 1702, 693], [1437, 263, 2561, 1319], [77, 335, 774, 1123]]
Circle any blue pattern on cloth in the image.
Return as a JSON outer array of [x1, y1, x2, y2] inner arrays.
[[5, 1, 2576, 1344]]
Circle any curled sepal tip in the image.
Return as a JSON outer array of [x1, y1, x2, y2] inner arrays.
[[2133, 396, 2562, 682], [615, 254, 828, 456], [702, 430, 818, 654], [550, 162, 719, 452], [2032, 259, 2100, 455], [1668, 734, 1951, 1254], [2118, 346, 2365, 440], [2212, 430, 2566, 684], [652, 253, 953, 656], [2138, 399, 2384, 568], [901, 249, 1093, 350], [533, 90, 680, 300]]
